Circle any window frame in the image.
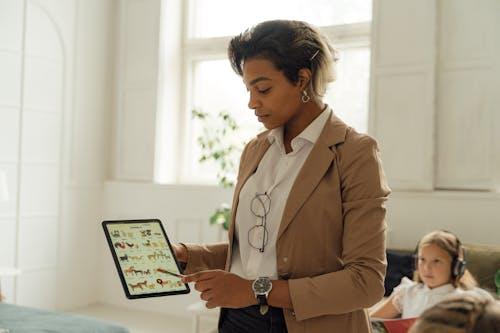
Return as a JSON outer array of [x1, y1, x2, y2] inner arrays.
[[175, 2, 373, 184]]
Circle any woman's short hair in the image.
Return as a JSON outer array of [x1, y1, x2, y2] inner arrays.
[[228, 20, 337, 101], [408, 294, 500, 333]]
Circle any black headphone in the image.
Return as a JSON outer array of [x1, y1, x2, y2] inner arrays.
[[413, 230, 467, 279]]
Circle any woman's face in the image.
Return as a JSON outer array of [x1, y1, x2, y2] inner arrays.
[[417, 243, 453, 289], [242, 57, 303, 129]]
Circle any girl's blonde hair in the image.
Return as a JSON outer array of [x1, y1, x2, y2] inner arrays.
[[414, 230, 477, 290]]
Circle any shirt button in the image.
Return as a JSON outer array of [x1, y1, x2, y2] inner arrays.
[[291, 311, 296, 317]]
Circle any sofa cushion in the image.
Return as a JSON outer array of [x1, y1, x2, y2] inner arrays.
[[463, 243, 500, 293], [385, 249, 414, 296]]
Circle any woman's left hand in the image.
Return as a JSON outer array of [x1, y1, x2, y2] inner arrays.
[[182, 270, 256, 309]]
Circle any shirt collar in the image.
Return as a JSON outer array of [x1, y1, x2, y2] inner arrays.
[[422, 283, 455, 294], [267, 126, 283, 146], [267, 105, 331, 152]]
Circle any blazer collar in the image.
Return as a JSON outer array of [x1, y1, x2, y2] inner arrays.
[[277, 111, 348, 239], [228, 111, 349, 248]]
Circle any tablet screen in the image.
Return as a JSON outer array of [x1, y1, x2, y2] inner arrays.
[[102, 219, 190, 299]]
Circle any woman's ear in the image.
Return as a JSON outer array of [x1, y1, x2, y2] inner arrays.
[[297, 68, 312, 90]]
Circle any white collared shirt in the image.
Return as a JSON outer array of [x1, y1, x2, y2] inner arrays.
[[230, 107, 332, 280], [392, 277, 494, 318]]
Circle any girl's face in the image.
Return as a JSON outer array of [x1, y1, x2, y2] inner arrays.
[[417, 243, 454, 289], [242, 57, 303, 130]]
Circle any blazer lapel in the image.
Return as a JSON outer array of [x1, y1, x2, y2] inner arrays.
[[277, 112, 348, 240], [227, 136, 271, 260], [235, 138, 271, 201]]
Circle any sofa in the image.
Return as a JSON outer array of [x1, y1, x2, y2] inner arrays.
[[385, 243, 500, 296]]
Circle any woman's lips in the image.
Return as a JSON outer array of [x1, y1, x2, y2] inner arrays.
[[256, 114, 269, 122]]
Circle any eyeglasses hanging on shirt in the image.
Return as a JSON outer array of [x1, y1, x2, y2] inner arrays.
[[247, 153, 296, 253], [249, 192, 271, 252]]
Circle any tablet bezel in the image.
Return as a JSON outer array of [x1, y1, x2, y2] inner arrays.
[[102, 219, 190, 299]]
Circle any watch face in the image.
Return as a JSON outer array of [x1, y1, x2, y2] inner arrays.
[[253, 277, 272, 294]]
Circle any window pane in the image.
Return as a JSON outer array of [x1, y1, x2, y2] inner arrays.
[[189, 0, 372, 38], [185, 59, 261, 184], [325, 46, 370, 133], [185, 47, 370, 184]]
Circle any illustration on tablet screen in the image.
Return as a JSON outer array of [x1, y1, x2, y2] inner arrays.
[[108, 222, 185, 295]]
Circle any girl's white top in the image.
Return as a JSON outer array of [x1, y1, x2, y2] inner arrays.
[[392, 277, 494, 318]]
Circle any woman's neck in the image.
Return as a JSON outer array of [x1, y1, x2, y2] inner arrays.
[[283, 101, 326, 148]]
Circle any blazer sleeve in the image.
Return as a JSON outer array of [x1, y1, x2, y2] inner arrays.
[[289, 134, 391, 320], [181, 242, 228, 274]]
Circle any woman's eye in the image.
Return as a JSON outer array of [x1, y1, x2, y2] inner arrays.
[[258, 88, 271, 94]]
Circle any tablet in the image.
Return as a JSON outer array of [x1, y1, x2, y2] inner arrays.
[[102, 219, 190, 299]]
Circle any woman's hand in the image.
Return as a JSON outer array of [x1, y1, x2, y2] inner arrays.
[[183, 270, 256, 309], [171, 243, 188, 263]]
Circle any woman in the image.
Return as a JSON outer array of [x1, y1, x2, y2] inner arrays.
[[173, 20, 391, 332]]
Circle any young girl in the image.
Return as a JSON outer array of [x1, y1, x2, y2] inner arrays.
[[370, 230, 492, 319]]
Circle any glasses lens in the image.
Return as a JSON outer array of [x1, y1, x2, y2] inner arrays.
[[250, 193, 271, 217], [248, 225, 268, 250]]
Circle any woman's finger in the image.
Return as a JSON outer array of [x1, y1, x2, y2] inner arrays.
[[200, 290, 213, 301], [194, 280, 213, 292], [183, 270, 219, 283]]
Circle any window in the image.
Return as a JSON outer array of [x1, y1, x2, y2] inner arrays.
[[160, 0, 373, 184]]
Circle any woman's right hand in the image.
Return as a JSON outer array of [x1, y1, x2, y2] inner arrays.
[[171, 243, 188, 263]]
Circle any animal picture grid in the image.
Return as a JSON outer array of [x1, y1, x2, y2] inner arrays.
[[108, 222, 185, 295]]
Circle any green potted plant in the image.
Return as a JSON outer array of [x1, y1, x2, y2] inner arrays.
[[192, 109, 244, 231], [495, 269, 500, 296]]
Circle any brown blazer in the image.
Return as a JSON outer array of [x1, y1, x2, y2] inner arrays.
[[184, 112, 391, 333]]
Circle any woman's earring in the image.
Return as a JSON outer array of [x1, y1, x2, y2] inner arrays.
[[301, 90, 310, 103]]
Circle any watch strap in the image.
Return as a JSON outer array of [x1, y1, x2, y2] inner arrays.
[[256, 291, 269, 315], [256, 294, 267, 305]]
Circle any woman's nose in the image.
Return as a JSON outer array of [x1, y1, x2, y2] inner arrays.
[[248, 92, 260, 110]]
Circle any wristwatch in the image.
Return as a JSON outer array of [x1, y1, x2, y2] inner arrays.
[[252, 276, 273, 315]]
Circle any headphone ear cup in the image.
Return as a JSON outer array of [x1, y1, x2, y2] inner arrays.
[[453, 259, 466, 278]]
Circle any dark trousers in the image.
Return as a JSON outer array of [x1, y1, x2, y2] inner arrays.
[[218, 305, 288, 333]]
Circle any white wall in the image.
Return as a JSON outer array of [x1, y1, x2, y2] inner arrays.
[[387, 191, 500, 249], [0, 0, 115, 310], [369, 0, 500, 246], [112, 0, 161, 181], [370, 0, 500, 191]]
